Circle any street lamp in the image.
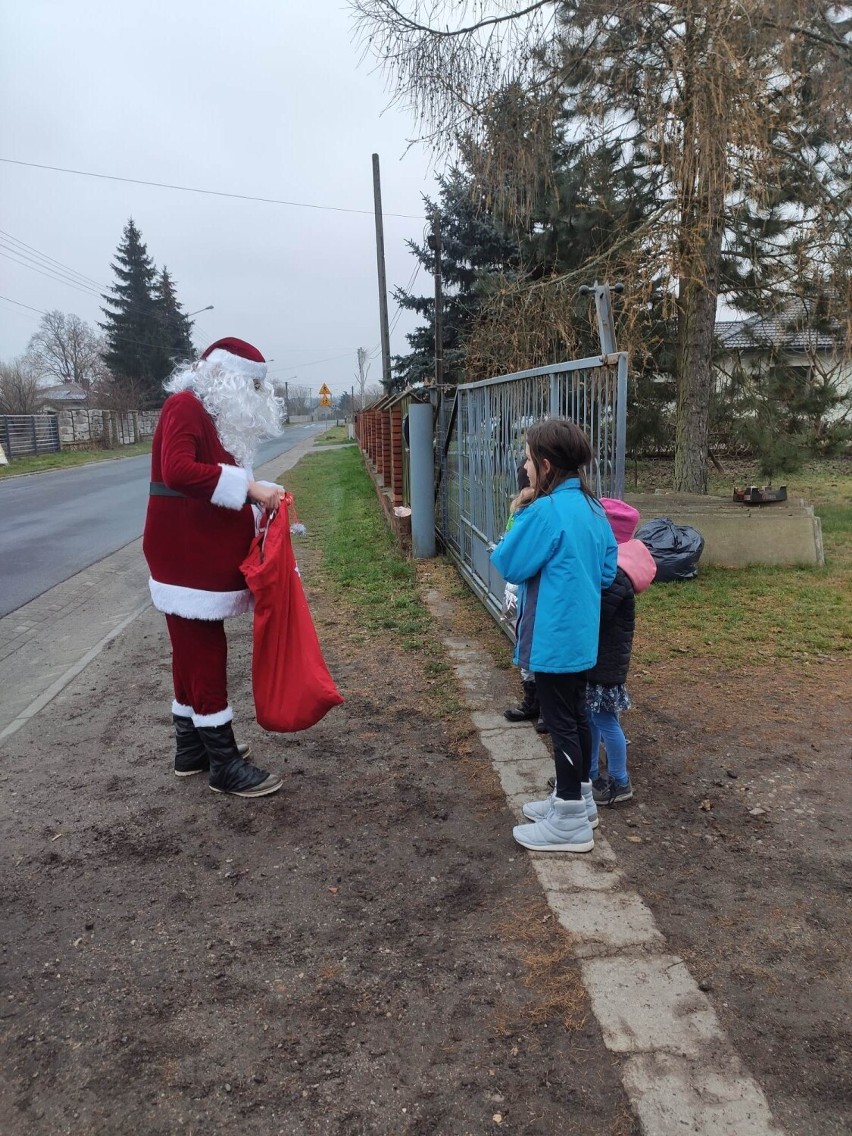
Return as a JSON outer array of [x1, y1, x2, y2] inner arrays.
[[186, 305, 214, 317]]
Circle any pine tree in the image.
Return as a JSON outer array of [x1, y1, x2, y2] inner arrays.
[[99, 219, 162, 408]]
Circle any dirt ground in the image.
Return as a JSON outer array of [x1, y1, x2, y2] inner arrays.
[[609, 650, 852, 1136], [1, 544, 849, 1136], [0, 545, 638, 1136]]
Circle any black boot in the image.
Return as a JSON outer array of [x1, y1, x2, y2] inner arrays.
[[504, 680, 540, 722], [196, 723, 282, 798], [535, 714, 550, 735], [173, 715, 252, 777], [173, 714, 208, 777]]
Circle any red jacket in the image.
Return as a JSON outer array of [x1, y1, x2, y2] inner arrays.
[[143, 391, 255, 619]]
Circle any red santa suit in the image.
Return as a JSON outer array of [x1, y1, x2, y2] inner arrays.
[[143, 340, 272, 726]]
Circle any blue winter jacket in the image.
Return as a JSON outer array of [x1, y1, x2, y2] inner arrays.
[[490, 479, 618, 673]]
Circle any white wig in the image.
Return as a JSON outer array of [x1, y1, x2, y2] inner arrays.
[[166, 358, 284, 466]]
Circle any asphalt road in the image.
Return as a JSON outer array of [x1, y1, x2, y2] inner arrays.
[[0, 424, 325, 617]]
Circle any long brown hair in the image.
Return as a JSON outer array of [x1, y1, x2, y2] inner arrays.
[[526, 419, 597, 504]]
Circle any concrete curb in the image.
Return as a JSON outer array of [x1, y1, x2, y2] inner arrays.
[[425, 586, 787, 1136]]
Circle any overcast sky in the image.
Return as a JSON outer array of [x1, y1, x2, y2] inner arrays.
[[0, 0, 438, 397]]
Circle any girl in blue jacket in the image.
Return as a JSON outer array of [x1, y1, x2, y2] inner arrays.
[[491, 419, 617, 853]]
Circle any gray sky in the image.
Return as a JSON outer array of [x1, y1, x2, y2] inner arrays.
[[0, 0, 437, 398]]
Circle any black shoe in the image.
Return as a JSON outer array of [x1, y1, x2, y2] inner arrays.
[[173, 715, 251, 777], [196, 723, 282, 798], [592, 775, 633, 806], [503, 680, 540, 722], [535, 715, 549, 734]]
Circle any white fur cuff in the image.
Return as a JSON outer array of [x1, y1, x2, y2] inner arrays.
[[149, 578, 252, 619], [172, 700, 195, 717], [193, 706, 233, 728], [212, 464, 250, 510]]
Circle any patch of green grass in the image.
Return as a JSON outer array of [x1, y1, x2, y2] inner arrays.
[[283, 447, 432, 643], [622, 457, 852, 665], [284, 447, 473, 722], [0, 440, 153, 477], [635, 561, 852, 666], [313, 425, 353, 446]]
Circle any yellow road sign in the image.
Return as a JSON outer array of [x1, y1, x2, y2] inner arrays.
[[319, 395, 332, 407], [318, 383, 332, 396]]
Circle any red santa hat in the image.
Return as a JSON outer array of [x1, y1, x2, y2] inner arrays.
[[200, 337, 268, 382]]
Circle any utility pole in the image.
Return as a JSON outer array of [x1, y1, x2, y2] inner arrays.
[[428, 209, 444, 389], [371, 153, 392, 392]]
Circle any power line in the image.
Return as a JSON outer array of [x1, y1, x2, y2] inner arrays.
[[0, 229, 107, 291], [0, 230, 202, 351], [0, 295, 47, 316], [0, 157, 424, 221]]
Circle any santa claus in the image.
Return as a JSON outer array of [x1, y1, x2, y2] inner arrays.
[[143, 337, 285, 798]]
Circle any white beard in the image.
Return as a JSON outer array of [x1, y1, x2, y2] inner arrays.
[[165, 361, 285, 467]]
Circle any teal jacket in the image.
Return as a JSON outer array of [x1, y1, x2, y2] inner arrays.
[[490, 479, 617, 673]]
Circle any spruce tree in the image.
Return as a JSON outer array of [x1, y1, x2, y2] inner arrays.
[[153, 267, 195, 378], [100, 219, 161, 408], [392, 168, 521, 389]]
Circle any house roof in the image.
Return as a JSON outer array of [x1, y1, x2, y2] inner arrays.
[[40, 383, 88, 402], [715, 309, 839, 353]]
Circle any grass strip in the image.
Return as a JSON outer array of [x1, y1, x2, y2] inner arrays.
[[0, 440, 152, 477], [282, 446, 467, 716], [313, 425, 354, 446]]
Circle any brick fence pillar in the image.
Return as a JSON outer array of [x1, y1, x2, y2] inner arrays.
[[390, 407, 404, 505]]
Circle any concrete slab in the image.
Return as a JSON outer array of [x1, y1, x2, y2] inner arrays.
[[581, 955, 727, 1057], [472, 719, 552, 765], [626, 493, 823, 567], [549, 890, 665, 956], [531, 855, 622, 892], [622, 1052, 785, 1136], [493, 758, 553, 802]]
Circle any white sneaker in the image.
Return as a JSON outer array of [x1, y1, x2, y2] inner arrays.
[[523, 786, 599, 829], [513, 797, 595, 853]]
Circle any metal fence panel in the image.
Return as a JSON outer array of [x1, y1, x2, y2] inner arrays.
[[437, 353, 627, 622], [0, 414, 61, 458]]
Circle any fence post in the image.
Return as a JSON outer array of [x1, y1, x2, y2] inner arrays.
[[409, 403, 436, 558], [615, 353, 628, 500]]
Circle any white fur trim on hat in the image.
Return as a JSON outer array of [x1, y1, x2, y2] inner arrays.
[[212, 463, 250, 510], [148, 578, 252, 619], [203, 348, 267, 382], [172, 700, 195, 717], [192, 706, 233, 728]]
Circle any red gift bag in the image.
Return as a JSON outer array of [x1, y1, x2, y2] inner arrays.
[[240, 496, 343, 732]]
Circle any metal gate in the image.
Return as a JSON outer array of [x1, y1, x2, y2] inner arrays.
[[0, 414, 61, 459], [437, 352, 628, 622]]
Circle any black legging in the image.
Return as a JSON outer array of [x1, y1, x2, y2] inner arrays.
[[534, 671, 590, 800]]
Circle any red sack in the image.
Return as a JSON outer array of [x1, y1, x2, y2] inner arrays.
[[240, 497, 343, 732]]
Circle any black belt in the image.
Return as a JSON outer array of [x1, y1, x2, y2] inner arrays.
[[149, 481, 185, 498]]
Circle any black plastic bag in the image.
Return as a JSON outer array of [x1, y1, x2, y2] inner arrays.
[[635, 517, 705, 582]]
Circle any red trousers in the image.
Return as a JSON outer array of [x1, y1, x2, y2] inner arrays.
[[165, 614, 229, 720]]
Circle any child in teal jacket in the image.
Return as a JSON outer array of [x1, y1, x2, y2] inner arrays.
[[491, 419, 616, 853]]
